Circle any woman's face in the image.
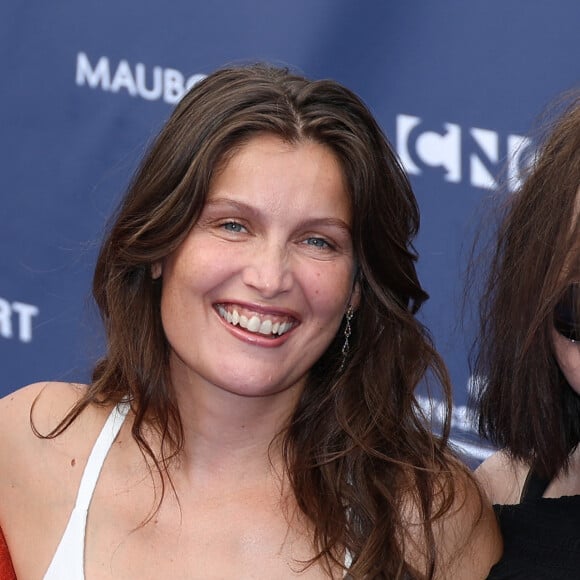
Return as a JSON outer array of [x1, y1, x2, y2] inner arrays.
[[552, 329, 580, 393], [552, 193, 580, 394], [157, 134, 359, 401]]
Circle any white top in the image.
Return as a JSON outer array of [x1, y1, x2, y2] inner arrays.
[[43, 402, 130, 580]]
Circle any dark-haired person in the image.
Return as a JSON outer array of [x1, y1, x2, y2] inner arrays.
[[473, 94, 580, 578], [0, 63, 500, 579]]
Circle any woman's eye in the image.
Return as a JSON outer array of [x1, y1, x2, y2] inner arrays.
[[221, 221, 246, 233], [305, 237, 332, 249]]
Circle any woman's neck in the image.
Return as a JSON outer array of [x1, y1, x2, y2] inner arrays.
[[169, 370, 302, 485]]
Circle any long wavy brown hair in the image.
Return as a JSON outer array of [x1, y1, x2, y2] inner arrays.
[[472, 92, 580, 480], [44, 63, 470, 578]]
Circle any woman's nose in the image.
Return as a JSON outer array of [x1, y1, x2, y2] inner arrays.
[[241, 242, 293, 298]]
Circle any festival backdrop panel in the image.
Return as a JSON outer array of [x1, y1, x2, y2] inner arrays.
[[1, 0, 578, 462]]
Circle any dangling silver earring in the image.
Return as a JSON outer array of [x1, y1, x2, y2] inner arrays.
[[339, 305, 354, 372]]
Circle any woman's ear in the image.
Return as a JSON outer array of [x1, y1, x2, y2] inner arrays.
[[350, 279, 361, 311], [151, 262, 162, 279]]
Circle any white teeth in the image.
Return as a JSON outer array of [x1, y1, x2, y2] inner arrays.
[[259, 319, 272, 335], [217, 306, 293, 337], [247, 316, 261, 332]]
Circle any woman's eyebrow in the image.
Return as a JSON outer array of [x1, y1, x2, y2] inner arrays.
[[205, 197, 351, 232], [300, 217, 352, 233], [204, 198, 260, 217]]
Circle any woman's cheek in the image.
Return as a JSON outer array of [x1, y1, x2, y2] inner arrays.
[[553, 329, 580, 394]]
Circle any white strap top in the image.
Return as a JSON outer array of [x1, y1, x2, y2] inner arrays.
[[43, 402, 130, 580]]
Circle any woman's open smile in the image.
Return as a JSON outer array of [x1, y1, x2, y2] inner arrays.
[[215, 302, 298, 338]]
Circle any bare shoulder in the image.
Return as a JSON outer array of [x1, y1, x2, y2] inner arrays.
[[475, 449, 529, 504], [403, 460, 502, 580], [0, 381, 86, 444], [0, 380, 85, 418], [0, 381, 112, 498], [0, 383, 126, 577]]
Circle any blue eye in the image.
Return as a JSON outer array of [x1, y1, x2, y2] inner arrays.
[[222, 221, 245, 233], [305, 237, 331, 249]]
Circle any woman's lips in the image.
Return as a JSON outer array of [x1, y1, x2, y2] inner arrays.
[[215, 303, 298, 338]]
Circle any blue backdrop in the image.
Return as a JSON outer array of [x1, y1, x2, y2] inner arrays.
[[2, 1, 579, 463]]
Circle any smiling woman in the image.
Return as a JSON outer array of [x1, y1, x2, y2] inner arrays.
[[159, 135, 357, 401], [0, 63, 500, 579]]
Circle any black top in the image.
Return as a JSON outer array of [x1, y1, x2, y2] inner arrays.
[[487, 470, 580, 579]]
